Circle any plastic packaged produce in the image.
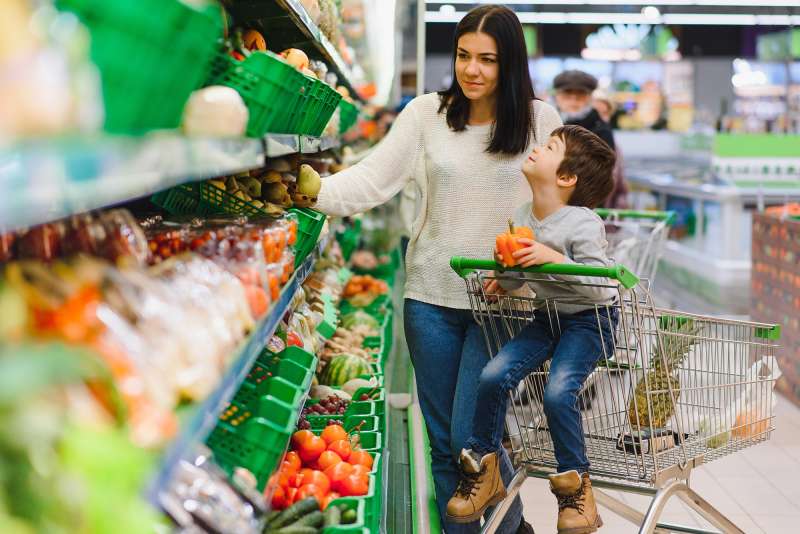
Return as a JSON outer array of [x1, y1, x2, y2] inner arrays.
[[162, 448, 263, 534], [16, 222, 65, 262], [182, 85, 249, 137]]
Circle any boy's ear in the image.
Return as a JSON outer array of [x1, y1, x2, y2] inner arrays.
[[557, 173, 578, 188]]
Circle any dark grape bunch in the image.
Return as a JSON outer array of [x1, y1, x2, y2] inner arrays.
[[295, 395, 350, 429]]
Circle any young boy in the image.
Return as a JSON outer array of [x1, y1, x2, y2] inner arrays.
[[446, 125, 617, 533]]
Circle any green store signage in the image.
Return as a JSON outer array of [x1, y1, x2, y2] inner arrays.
[[757, 29, 800, 61]]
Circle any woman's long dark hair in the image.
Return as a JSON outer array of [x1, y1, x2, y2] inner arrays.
[[438, 5, 535, 155]]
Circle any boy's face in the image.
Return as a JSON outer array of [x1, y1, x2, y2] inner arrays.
[[522, 134, 566, 184]]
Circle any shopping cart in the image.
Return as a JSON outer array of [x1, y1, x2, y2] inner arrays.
[[450, 257, 782, 534], [595, 209, 675, 288]]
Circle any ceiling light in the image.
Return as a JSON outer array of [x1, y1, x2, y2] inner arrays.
[[642, 6, 661, 20], [424, 11, 800, 26], [426, 0, 800, 6]]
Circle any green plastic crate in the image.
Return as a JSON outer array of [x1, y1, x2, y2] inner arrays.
[[306, 402, 378, 428], [317, 292, 339, 339], [289, 208, 326, 267], [357, 475, 381, 532], [217, 51, 307, 136], [206, 395, 294, 489], [297, 78, 343, 136], [336, 218, 362, 262], [151, 181, 269, 218], [309, 415, 379, 434], [322, 497, 366, 533], [57, 0, 221, 134], [338, 99, 359, 134]]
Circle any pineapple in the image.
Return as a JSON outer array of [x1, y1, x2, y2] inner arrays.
[[628, 317, 701, 431]]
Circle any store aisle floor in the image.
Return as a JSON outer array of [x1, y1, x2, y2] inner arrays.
[[518, 394, 800, 534]]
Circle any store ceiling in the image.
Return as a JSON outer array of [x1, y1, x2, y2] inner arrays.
[[425, 1, 800, 25]]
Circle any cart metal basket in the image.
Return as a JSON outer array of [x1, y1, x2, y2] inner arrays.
[[450, 257, 781, 534], [596, 209, 675, 287]]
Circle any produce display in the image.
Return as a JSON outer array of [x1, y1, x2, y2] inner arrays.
[[342, 274, 388, 307]]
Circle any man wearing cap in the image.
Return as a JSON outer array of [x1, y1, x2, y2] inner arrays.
[[553, 70, 615, 150]]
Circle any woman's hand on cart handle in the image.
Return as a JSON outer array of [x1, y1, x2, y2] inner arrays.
[[512, 238, 565, 267], [482, 275, 506, 302]]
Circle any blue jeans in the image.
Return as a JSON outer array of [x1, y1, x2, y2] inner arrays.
[[467, 307, 618, 474], [404, 299, 523, 534]]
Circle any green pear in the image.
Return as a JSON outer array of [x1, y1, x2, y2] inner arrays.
[[240, 177, 262, 198], [263, 182, 290, 204], [297, 164, 321, 198]]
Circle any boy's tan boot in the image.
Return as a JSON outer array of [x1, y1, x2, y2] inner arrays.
[[549, 471, 603, 534], [446, 449, 507, 523]]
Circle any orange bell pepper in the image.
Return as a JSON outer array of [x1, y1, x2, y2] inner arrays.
[[495, 220, 535, 267]]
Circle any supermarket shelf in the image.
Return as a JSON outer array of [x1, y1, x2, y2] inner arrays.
[[148, 235, 327, 504], [231, 0, 362, 104], [264, 133, 300, 157], [300, 135, 340, 153], [0, 135, 263, 232], [0, 133, 342, 232], [276, 0, 361, 103]]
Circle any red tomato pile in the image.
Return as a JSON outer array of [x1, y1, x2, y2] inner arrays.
[[267, 426, 374, 510]]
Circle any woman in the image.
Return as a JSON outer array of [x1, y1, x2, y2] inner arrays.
[[316, 5, 561, 532]]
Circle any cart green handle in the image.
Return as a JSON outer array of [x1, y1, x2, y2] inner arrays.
[[595, 208, 676, 225], [449, 257, 640, 289]]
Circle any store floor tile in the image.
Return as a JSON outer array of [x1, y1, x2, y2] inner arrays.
[[518, 394, 800, 534]]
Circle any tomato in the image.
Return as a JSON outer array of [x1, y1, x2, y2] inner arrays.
[[286, 330, 303, 347], [327, 439, 352, 461], [285, 451, 302, 472], [296, 483, 326, 507], [339, 473, 370, 497], [321, 424, 349, 446], [348, 450, 373, 469], [320, 492, 339, 510], [350, 464, 370, 478], [291, 430, 314, 448], [317, 450, 343, 471], [324, 462, 354, 492], [298, 435, 327, 464], [285, 487, 299, 505], [289, 472, 306, 488], [270, 485, 288, 510], [279, 460, 297, 478], [298, 468, 331, 494], [268, 470, 290, 490]]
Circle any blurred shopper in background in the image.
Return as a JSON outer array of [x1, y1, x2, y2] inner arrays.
[[554, 70, 628, 208], [553, 70, 615, 150], [592, 89, 628, 209]]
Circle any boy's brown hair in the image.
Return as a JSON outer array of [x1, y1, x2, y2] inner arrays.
[[552, 124, 616, 209]]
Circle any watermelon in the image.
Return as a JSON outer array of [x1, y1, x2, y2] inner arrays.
[[341, 310, 379, 331], [319, 354, 371, 387]]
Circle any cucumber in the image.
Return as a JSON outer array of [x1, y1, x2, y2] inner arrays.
[[323, 504, 341, 527], [268, 497, 320, 529], [341, 508, 357, 524], [264, 509, 281, 526], [270, 527, 319, 534], [290, 510, 324, 528]]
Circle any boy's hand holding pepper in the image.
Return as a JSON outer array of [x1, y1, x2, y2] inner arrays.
[[511, 238, 565, 267]]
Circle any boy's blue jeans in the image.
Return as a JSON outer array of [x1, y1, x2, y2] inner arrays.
[[466, 306, 618, 474]]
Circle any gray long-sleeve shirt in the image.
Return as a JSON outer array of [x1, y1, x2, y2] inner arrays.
[[498, 202, 618, 314]]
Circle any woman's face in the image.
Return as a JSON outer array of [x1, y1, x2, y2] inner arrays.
[[455, 32, 499, 102]]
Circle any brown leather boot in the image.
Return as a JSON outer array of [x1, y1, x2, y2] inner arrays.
[[446, 449, 507, 523], [549, 471, 603, 534]]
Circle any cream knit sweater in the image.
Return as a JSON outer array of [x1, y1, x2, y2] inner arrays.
[[317, 93, 563, 309]]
